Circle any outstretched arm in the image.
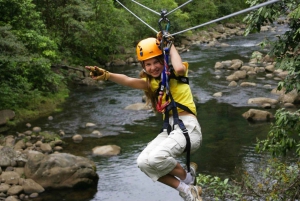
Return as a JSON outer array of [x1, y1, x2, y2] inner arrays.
[[85, 66, 147, 90], [108, 73, 147, 90]]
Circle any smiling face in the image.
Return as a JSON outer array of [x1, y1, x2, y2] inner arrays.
[[143, 56, 164, 78]]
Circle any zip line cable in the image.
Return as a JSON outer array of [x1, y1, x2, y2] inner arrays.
[[115, 0, 158, 33], [115, 0, 281, 35], [172, 0, 281, 36], [130, 0, 194, 17], [165, 0, 193, 17], [130, 0, 160, 16]]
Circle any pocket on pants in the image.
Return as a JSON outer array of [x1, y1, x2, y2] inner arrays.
[[169, 129, 187, 148]]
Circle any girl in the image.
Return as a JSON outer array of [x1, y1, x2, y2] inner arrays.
[[86, 36, 202, 201]]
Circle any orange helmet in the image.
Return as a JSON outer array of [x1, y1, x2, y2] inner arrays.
[[136, 38, 162, 61]]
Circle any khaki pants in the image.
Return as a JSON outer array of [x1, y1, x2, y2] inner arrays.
[[136, 115, 202, 181]]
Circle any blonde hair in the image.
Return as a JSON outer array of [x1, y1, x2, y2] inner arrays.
[[139, 55, 164, 111]]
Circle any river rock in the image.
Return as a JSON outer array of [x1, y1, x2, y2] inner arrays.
[[40, 143, 52, 154], [91, 130, 102, 136], [21, 179, 44, 194], [283, 103, 295, 108], [72, 134, 83, 143], [5, 196, 19, 201], [7, 185, 23, 196], [24, 151, 98, 189], [0, 147, 16, 167], [228, 81, 237, 87], [247, 97, 278, 106], [240, 82, 256, 87], [242, 109, 274, 121], [0, 110, 15, 126], [125, 103, 151, 110], [3, 135, 15, 147], [92, 145, 121, 156], [226, 70, 247, 81], [32, 127, 41, 133], [213, 92, 222, 97], [214, 62, 224, 69], [86, 123, 96, 127], [228, 59, 243, 70], [14, 140, 26, 151], [265, 64, 275, 72], [1, 172, 20, 185], [0, 183, 10, 193], [278, 89, 299, 104]]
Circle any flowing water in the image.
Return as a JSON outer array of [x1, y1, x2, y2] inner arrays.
[[11, 23, 297, 201]]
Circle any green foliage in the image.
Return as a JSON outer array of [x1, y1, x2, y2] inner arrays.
[[215, 0, 248, 17], [39, 132, 61, 143], [85, 0, 135, 61], [242, 159, 300, 201], [181, 0, 218, 28], [242, 1, 300, 200], [256, 109, 300, 156], [243, 0, 283, 35], [197, 174, 243, 200], [0, 0, 64, 112], [245, 0, 300, 157], [197, 158, 300, 200], [271, 6, 300, 93]]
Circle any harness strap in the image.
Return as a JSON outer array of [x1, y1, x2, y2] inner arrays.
[[162, 93, 192, 172], [169, 68, 189, 84], [157, 28, 192, 172]]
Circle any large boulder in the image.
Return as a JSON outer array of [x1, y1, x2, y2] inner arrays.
[[24, 151, 98, 189], [0, 110, 15, 126]]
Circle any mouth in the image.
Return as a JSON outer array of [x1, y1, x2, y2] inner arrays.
[[151, 68, 161, 76]]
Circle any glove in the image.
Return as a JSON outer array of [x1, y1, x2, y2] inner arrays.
[[85, 66, 110, 81], [156, 31, 174, 47]]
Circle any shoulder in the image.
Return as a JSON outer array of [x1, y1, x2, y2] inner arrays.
[[183, 62, 189, 69], [174, 62, 189, 76]]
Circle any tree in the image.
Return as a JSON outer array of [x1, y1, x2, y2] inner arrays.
[[0, 0, 64, 111], [196, 0, 300, 200], [244, 0, 300, 157]]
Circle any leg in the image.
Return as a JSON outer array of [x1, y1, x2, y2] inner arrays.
[[158, 162, 186, 188]]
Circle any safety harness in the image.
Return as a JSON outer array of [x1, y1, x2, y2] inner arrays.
[[156, 12, 194, 172]]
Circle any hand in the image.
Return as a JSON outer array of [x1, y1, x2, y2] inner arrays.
[[85, 66, 110, 81], [156, 31, 174, 47]]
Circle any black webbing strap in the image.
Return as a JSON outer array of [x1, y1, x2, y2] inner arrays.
[[162, 93, 192, 172], [169, 68, 189, 84]]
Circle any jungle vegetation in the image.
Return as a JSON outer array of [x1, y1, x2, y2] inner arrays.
[[1, 0, 300, 199]]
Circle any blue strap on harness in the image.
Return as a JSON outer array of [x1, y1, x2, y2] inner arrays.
[[158, 15, 192, 171]]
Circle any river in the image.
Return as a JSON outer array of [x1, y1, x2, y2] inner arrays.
[[15, 23, 295, 201]]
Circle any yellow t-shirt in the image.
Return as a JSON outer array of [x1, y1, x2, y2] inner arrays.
[[143, 62, 197, 115]]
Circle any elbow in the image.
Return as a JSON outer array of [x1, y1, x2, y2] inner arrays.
[[175, 66, 186, 76]]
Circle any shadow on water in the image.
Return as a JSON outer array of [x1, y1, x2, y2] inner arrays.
[[11, 23, 298, 201]]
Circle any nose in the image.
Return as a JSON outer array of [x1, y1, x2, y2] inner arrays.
[[144, 64, 155, 73]]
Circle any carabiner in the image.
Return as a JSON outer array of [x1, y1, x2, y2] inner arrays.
[[158, 9, 170, 32]]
